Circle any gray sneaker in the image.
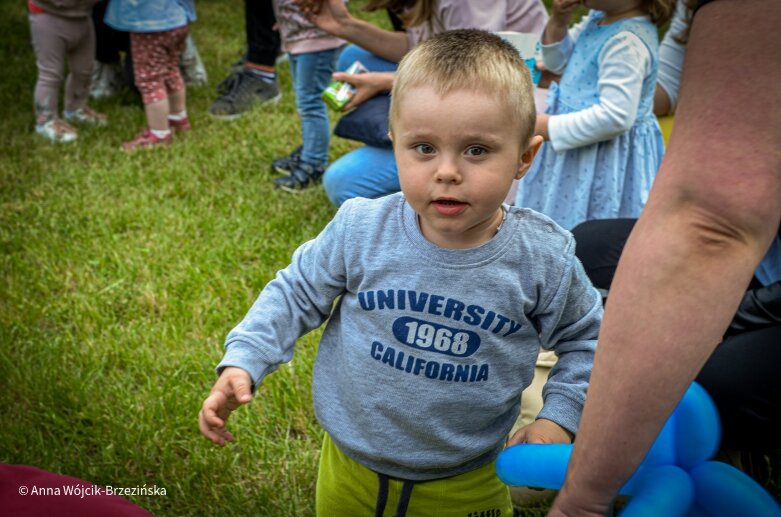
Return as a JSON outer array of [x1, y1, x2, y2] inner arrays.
[[208, 70, 281, 120]]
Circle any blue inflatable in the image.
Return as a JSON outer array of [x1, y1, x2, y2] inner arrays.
[[496, 382, 781, 516]]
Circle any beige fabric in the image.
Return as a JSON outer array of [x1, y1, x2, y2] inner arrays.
[[512, 349, 557, 433]]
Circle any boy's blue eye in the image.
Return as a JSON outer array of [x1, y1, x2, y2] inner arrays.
[[414, 144, 435, 154], [466, 146, 487, 157]]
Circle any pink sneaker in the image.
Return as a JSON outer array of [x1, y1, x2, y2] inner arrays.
[[168, 116, 191, 133], [121, 129, 172, 151]]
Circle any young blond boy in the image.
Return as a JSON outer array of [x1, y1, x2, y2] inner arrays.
[[199, 29, 602, 516]]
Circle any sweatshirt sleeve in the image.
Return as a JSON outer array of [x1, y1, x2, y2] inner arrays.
[[548, 30, 652, 151], [533, 238, 602, 434], [216, 203, 352, 387]]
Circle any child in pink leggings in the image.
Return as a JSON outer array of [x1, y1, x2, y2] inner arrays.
[[28, 0, 107, 143], [104, 0, 197, 150]]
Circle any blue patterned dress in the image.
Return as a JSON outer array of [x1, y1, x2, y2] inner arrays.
[[515, 13, 663, 230]]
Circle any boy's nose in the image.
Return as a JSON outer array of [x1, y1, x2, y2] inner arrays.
[[434, 158, 462, 183]]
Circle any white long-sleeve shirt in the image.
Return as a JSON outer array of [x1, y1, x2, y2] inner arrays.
[[544, 13, 654, 151], [657, 0, 689, 114]]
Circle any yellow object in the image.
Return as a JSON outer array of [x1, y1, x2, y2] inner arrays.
[[316, 433, 513, 516], [658, 115, 675, 145]]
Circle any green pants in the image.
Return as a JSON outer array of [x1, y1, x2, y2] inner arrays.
[[316, 433, 513, 517]]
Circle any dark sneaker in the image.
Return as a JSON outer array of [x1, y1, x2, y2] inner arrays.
[[273, 163, 325, 193], [215, 70, 239, 96], [215, 56, 248, 95], [208, 70, 281, 120], [271, 146, 303, 175]]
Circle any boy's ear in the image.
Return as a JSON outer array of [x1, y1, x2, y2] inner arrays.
[[515, 135, 544, 180]]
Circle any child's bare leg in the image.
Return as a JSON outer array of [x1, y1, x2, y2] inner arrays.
[[144, 98, 171, 131], [169, 87, 186, 115]]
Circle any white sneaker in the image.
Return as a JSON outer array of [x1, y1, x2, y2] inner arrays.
[[90, 60, 124, 99], [64, 106, 108, 127], [36, 119, 78, 143]]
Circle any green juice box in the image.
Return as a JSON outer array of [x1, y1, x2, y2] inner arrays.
[[322, 60, 369, 111]]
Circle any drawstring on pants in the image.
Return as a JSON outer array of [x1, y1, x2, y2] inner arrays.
[[374, 473, 415, 517]]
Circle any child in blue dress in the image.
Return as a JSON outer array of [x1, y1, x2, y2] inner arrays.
[[515, 0, 675, 230]]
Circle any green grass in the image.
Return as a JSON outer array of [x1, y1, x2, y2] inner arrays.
[[2, 1, 778, 515], [0, 0, 377, 514]]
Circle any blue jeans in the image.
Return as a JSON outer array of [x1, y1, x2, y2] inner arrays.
[[289, 47, 343, 167], [324, 45, 399, 206]]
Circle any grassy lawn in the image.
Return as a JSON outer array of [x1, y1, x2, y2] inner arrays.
[[2, 1, 778, 515], [0, 0, 368, 514]]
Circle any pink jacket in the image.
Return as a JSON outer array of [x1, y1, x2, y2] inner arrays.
[[272, 0, 345, 54], [406, 0, 548, 49]]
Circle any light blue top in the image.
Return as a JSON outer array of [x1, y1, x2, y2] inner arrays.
[[516, 12, 663, 230], [217, 193, 602, 480], [756, 234, 781, 286], [104, 0, 196, 33]]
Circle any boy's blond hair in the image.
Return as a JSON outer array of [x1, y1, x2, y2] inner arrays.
[[390, 29, 536, 147]]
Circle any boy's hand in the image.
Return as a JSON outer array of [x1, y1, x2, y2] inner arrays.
[[507, 418, 574, 447], [198, 367, 254, 446]]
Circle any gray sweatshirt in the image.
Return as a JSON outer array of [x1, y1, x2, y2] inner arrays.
[[218, 193, 601, 480]]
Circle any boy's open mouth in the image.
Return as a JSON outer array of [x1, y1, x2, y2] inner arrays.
[[432, 199, 468, 216]]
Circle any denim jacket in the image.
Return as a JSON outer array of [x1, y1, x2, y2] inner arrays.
[[104, 0, 196, 33]]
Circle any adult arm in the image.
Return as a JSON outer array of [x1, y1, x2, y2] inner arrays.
[[550, 2, 781, 514], [305, 0, 409, 63]]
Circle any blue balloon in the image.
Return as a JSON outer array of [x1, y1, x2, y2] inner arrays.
[[688, 462, 781, 517], [620, 465, 693, 517], [496, 382, 781, 516]]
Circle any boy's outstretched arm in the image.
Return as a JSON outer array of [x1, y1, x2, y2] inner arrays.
[[198, 367, 254, 446]]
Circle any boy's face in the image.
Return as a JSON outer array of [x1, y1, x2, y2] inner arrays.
[[393, 85, 540, 249]]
